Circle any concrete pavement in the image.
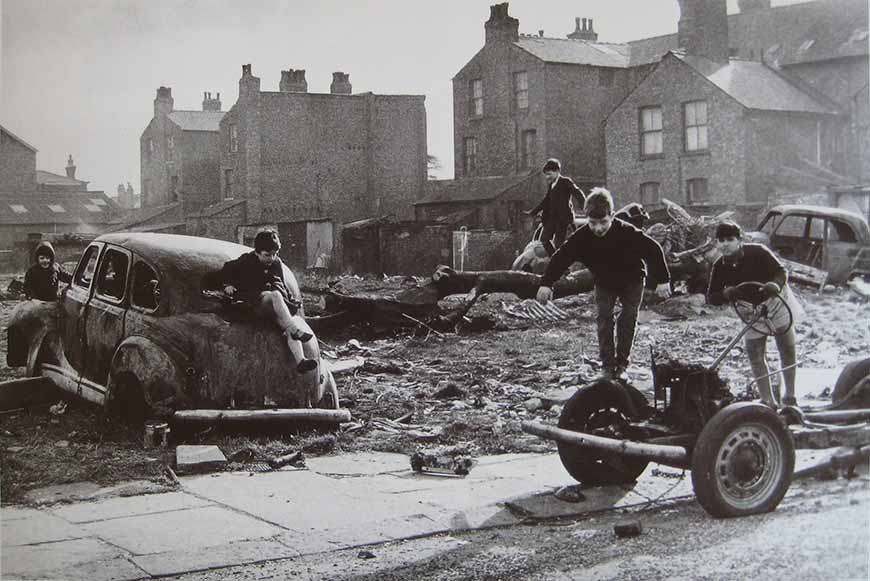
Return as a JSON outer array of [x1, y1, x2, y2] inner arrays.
[[2, 446, 854, 581]]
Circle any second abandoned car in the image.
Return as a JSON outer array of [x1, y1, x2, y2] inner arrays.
[[6, 233, 338, 421]]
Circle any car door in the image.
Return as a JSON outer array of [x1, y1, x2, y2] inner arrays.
[[79, 246, 132, 396], [769, 213, 814, 265], [61, 243, 103, 387], [823, 217, 860, 282]]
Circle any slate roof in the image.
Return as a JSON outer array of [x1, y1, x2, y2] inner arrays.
[[0, 124, 37, 152], [516, 0, 867, 69], [106, 202, 182, 232], [416, 174, 534, 205], [674, 53, 840, 115], [515, 37, 632, 67], [193, 198, 246, 218], [36, 170, 88, 188], [0, 191, 117, 225], [167, 110, 225, 132]]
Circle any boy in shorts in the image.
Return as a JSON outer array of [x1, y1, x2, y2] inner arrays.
[[707, 222, 801, 408]]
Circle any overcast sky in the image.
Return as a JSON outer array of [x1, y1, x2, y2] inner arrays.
[[1, 0, 802, 195]]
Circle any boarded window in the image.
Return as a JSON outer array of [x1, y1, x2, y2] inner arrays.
[[469, 79, 483, 116], [229, 124, 238, 152], [521, 129, 536, 170], [640, 107, 663, 156], [464, 137, 477, 175], [686, 178, 708, 202], [513, 71, 528, 110]]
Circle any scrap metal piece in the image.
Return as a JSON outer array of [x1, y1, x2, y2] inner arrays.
[[411, 448, 474, 476]]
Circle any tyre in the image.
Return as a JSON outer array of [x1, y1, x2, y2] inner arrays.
[[107, 373, 151, 425], [691, 402, 794, 518], [831, 357, 870, 407], [557, 380, 649, 485]]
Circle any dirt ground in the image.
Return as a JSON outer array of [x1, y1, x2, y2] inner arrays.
[[1, 271, 868, 505]]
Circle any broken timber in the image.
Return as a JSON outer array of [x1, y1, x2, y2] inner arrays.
[[173, 408, 352, 424]]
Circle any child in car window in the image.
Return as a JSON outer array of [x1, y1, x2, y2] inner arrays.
[[23, 241, 72, 301], [209, 230, 316, 375]]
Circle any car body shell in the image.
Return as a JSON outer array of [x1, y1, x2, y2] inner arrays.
[[6, 233, 329, 418], [752, 205, 870, 283]]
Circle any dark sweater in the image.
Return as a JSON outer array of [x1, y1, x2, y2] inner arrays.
[[540, 219, 670, 290], [208, 252, 293, 305], [529, 176, 585, 226], [706, 243, 787, 306]]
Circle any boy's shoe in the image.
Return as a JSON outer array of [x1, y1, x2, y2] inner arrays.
[[289, 330, 314, 343], [781, 395, 798, 407], [296, 358, 318, 373]]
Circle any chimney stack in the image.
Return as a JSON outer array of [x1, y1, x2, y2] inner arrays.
[[677, 0, 729, 62], [239, 64, 261, 100], [153, 86, 174, 118], [202, 91, 222, 111], [567, 16, 598, 41], [65, 155, 76, 179], [484, 3, 519, 45], [330, 72, 352, 95], [279, 69, 308, 92]]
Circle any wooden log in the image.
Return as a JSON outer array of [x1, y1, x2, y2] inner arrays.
[[521, 420, 690, 468], [0, 377, 64, 411], [173, 408, 352, 424]]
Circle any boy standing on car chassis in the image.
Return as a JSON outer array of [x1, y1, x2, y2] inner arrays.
[[213, 230, 319, 403], [536, 188, 671, 380], [706, 221, 801, 409]]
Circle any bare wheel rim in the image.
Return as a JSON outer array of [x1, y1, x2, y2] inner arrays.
[[713, 422, 785, 510]]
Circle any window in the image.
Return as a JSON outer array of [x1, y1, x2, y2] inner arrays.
[[808, 217, 825, 240], [96, 249, 128, 300], [469, 79, 483, 116], [520, 129, 536, 170], [147, 138, 154, 160], [143, 179, 151, 201], [224, 169, 234, 199], [513, 71, 528, 110], [47, 204, 66, 213], [829, 219, 857, 243], [229, 124, 238, 153], [776, 215, 807, 237], [686, 178, 708, 202], [131, 261, 160, 310], [166, 135, 174, 161], [640, 182, 660, 205], [684, 101, 708, 152], [598, 69, 614, 87], [10, 204, 27, 213], [640, 106, 663, 157], [84, 204, 102, 212], [74, 246, 100, 289], [170, 176, 179, 202], [463, 137, 477, 175]]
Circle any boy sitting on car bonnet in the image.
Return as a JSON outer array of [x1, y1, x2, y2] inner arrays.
[[209, 229, 317, 375]]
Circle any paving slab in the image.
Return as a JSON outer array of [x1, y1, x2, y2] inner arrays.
[[82, 505, 283, 555], [1, 510, 87, 546], [50, 490, 213, 524], [176, 445, 227, 474], [307, 451, 411, 475], [1, 537, 140, 580], [132, 538, 297, 577], [0, 506, 42, 522]]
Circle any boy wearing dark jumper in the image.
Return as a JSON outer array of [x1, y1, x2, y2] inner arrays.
[[536, 188, 671, 380], [23, 241, 72, 301], [212, 230, 317, 374]]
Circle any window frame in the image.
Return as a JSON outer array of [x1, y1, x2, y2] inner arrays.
[[224, 169, 234, 199], [94, 247, 131, 304], [469, 79, 484, 117], [130, 259, 162, 313], [683, 100, 709, 153], [166, 135, 175, 161], [513, 71, 528, 111], [520, 129, 536, 171], [229, 124, 238, 153], [686, 177, 709, 203], [463, 137, 477, 175], [639, 106, 663, 158], [73, 244, 103, 291]]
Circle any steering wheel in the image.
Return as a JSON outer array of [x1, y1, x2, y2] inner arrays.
[[730, 281, 793, 337]]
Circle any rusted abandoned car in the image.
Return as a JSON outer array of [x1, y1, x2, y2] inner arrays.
[[752, 205, 870, 283], [6, 233, 338, 422]]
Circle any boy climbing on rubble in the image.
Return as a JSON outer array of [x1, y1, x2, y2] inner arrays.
[[23, 241, 72, 301], [536, 188, 671, 380], [208, 229, 317, 375], [706, 221, 802, 409]]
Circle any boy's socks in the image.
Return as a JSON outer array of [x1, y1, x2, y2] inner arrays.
[[289, 329, 314, 343], [296, 358, 317, 373]]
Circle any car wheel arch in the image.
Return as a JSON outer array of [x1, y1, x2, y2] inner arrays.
[[107, 336, 190, 419]]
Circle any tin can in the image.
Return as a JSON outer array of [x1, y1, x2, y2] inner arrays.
[[144, 421, 170, 448]]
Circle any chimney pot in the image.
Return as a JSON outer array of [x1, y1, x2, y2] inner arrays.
[[280, 68, 308, 92], [538, 29, 544, 37], [65, 155, 76, 179], [582, 17, 587, 31], [330, 71, 352, 94], [485, 2, 519, 44], [588, 18, 593, 31]]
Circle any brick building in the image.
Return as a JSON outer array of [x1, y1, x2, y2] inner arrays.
[[0, 125, 38, 193], [606, 0, 867, 219], [453, 1, 867, 221], [211, 64, 427, 267], [140, 88, 225, 213]]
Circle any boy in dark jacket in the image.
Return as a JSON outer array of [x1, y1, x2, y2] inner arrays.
[[536, 188, 671, 380], [23, 241, 72, 301], [706, 221, 801, 408], [526, 158, 586, 255], [211, 230, 316, 374]]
